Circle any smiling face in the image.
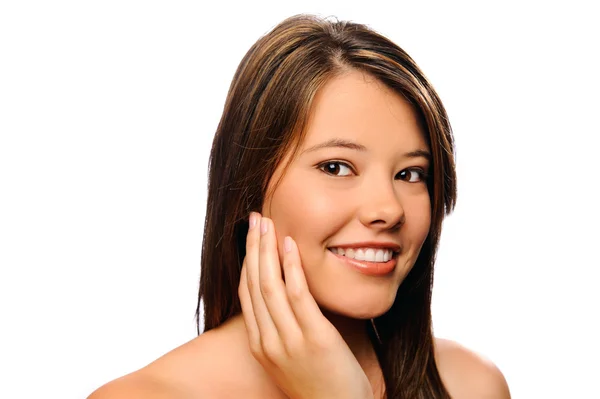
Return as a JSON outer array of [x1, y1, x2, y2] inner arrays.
[[262, 69, 431, 319]]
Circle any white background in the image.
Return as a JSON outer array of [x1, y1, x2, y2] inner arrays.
[[1, 1, 598, 398]]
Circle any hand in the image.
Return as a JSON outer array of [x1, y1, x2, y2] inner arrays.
[[238, 213, 375, 399]]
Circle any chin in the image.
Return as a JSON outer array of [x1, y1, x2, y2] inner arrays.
[[302, 249, 413, 320], [315, 289, 398, 320]]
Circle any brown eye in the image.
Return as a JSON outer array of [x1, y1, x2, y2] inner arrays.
[[397, 168, 427, 183], [319, 161, 353, 176]]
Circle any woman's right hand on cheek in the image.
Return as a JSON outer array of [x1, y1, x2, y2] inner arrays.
[[238, 212, 375, 399]]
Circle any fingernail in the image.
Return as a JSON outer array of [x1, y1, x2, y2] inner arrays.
[[249, 213, 256, 230], [260, 218, 268, 235], [284, 236, 292, 253]]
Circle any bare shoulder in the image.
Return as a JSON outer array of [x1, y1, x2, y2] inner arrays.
[[88, 317, 271, 399], [434, 338, 511, 399], [87, 370, 189, 399], [86, 338, 211, 399]]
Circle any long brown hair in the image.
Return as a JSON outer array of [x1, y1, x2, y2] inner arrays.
[[196, 14, 457, 398]]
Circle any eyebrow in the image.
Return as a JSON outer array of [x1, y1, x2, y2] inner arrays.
[[301, 138, 431, 161], [404, 149, 432, 162], [302, 138, 367, 154]]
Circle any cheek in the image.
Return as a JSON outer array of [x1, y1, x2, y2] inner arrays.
[[405, 192, 432, 245], [264, 173, 347, 255]]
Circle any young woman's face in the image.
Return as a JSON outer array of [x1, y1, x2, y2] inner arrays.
[[262, 70, 431, 319]]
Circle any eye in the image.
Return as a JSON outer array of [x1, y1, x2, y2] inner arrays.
[[318, 161, 354, 177], [396, 168, 428, 183]]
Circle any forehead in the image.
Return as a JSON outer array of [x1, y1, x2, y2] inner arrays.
[[300, 70, 427, 151]]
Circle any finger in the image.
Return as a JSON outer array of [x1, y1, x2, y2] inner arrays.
[[282, 235, 326, 333], [258, 217, 302, 342], [245, 213, 279, 343], [238, 258, 259, 345]]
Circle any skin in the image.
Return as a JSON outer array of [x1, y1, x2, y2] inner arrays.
[[88, 70, 511, 399], [238, 215, 376, 398], [263, 69, 431, 322]]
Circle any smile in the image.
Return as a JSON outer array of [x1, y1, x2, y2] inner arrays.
[[329, 247, 395, 263], [327, 247, 398, 276]]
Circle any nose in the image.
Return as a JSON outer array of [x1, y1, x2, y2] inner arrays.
[[357, 178, 405, 230]]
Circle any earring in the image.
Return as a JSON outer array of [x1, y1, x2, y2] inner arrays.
[[370, 318, 382, 344]]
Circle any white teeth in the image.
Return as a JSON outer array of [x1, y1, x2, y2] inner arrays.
[[355, 249, 365, 261], [329, 247, 395, 263]]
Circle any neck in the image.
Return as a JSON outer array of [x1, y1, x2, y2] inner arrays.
[[321, 310, 374, 361], [321, 310, 384, 396], [227, 311, 380, 366], [226, 311, 384, 397]]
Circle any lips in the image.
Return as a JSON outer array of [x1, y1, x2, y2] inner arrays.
[[329, 247, 395, 263], [328, 247, 398, 276]]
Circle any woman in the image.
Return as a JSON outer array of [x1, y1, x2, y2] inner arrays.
[[90, 14, 510, 398]]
